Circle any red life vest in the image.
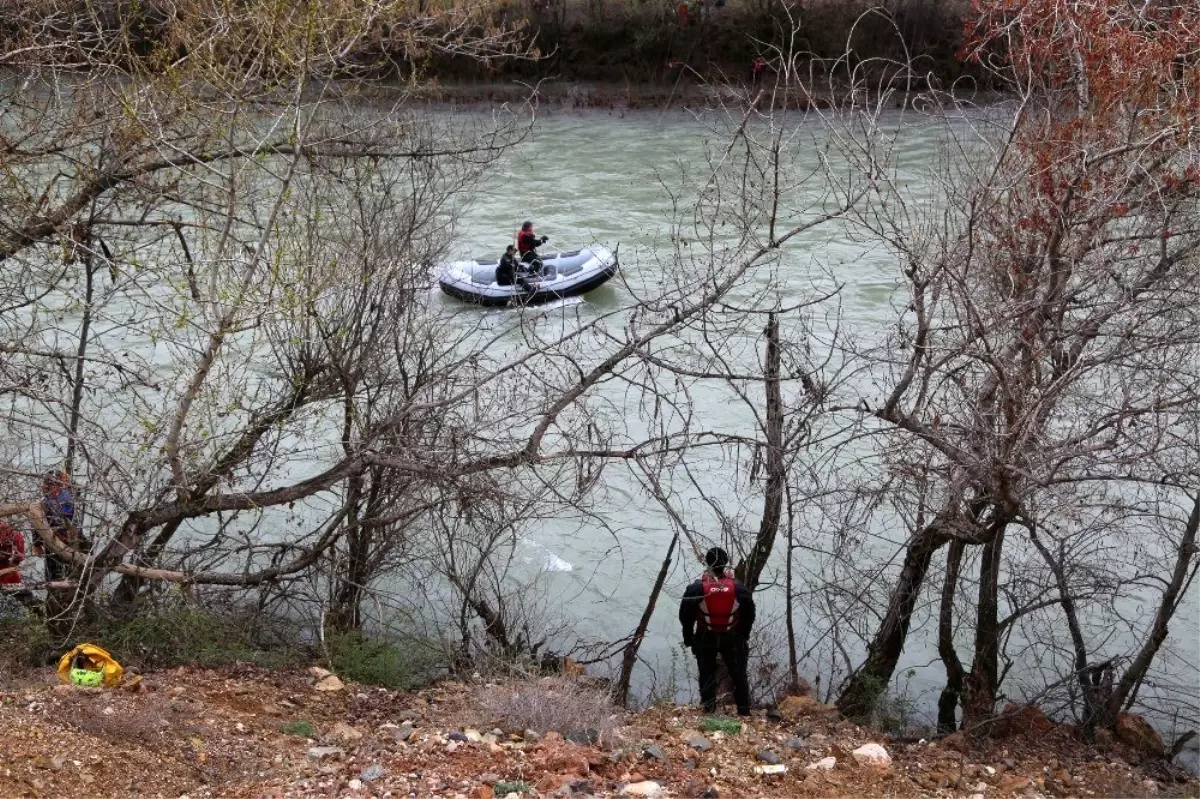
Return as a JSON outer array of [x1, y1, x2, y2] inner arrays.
[[700, 572, 739, 632], [517, 229, 539, 254]]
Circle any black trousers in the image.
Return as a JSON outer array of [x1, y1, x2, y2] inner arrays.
[[693, 630, 751, 715]]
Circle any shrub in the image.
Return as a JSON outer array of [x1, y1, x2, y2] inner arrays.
[[281, 720, 315, 737], [325, 631, 441, 691], [476, 675, 623, 747], [699, 716, 742, 734], [493, 781, 531, 796]]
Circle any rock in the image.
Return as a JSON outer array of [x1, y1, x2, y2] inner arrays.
[[330, 722, 364, 743], [786, 737, 808, 751], [992, 703, 1054, 738], [468, 786, 494, 799], [449, 731, 470, 742], [504, 793, 520, 799], [942, 731, 970, 752], [753, 764, 787, 776], [969, 794, 985, 799], [480, 773, 501, 784], [1141, 779, 1159, 794], [851, 742, 892, 769], [642, 744, 667, 762], [314, 674, 345, 692], [776, 695, 838, 722], [972, 781, 989, 792], [566, 729, 600, 746], [620, 781, 664, 798], [685, 733, 712, 752], [488, 742, 504, 755], [447, 740, 460, 753], [682, 758, 696, 770], [307, 746, 344, 760], [570, 778, 596, 794], [757, 749, 781, 765], [347, 779, 363, 791], [393, 721, 415, 742], [983, 766, 997, 777], [523, 729, 541, 743], [309, 666, 333, 679], [1114, 713, 1165, 756], [806, 757, 837, 771], [464, 728, 484, 743], [359, 765, 387, 782]]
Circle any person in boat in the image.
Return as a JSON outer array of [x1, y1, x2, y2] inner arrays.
[[496, 244, 518, 287], [679, 546, 756, 716], [516, 220, 549, 276]]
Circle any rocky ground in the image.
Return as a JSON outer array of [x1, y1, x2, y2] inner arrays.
[[0, 664, 1194, 799]]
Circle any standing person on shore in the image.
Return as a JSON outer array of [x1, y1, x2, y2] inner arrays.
[[35, 470, 81, 582], [0, 520, 32, 604], [679, 547, 756, 716]]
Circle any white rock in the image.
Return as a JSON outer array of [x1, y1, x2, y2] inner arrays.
[[348, 779, 363, 790], [309, 666, 333, 679], [754, 764, 788, 775], [984, 766, 997, 777], [851, 742, 892, 769], [972, 780, 989, 791], [620, 781, 664, 798], [314, 674, 345, 692], [806, 756, 837, 771], [970, 794, 985, 799], [464, 728, 483, 743]]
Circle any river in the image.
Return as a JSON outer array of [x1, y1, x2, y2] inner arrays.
[[425, 107, 1199, 753]]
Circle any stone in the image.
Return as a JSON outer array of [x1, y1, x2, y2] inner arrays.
[[620, 781, 664, 798], [1114, 713, 1165, 756], [1141, 779, 1159, 794], [393, 721, 415, 742], [307, 746, 344, 760], [991, 703, 1054, 738], [489, 742, 504, 755], [642, 744, 667, 762], [570, 778, 596, 794], [309, 666, 333, 679], [757, 749, 781, 765], [566, 729, 600, 746], [851, 743, 892, 769], [753, 764, 787, 776], [449, 731, 470, 742], [786, 737, 808, 751], [464, 728, 484, 743], [682, 758, 696, 770], [983, 766, 997, 777], [480, 773, 501, 784], [776, 695, 838, 722], [685, 733, 712, 752], [359, 765, 387, 782], [468, 786, 494, 799], [942, 731, 970, 752], [969, 794, 985, 799], [523, 729, 541, 743], [347, 779, 363, 791], [330, 722, 364, 743], [314, 674, 345, 692], [447, 741, 460, 753], [806, 757, 837, 771]]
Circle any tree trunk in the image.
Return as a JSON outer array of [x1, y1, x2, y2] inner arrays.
[[937, 538, 966, 733], [836, 524, 945, 718], [735, 313, 783, 591], [616, 531, 679, 706], [64, 241, 96, 476], [963, 525, 1006, 731], [784, 482, 799, 689], [1106, 494, 1200, 721]]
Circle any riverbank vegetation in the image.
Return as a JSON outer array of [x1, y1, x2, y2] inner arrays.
[[0, 0, 1196, 772]]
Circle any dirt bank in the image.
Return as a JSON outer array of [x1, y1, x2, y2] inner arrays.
[[0, 665, 1194, 799]]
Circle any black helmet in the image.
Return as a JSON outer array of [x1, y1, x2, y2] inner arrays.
[[705, 546, 730, 572], [521, 220, 534, 230]]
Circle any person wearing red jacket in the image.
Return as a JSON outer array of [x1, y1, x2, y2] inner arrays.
[[679, 547, 756, 716], [515, 221, 550, 289], [0, 521, 27, 591]]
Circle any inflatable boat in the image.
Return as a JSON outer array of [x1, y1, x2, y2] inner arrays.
[[438, 245, 618, 307]]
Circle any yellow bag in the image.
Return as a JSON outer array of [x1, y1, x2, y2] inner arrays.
[[57, 643, 124, 688]]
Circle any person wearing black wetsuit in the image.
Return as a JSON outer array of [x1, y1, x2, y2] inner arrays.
[[679, 547, 756, 716], [496, 245, 518, 286]]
